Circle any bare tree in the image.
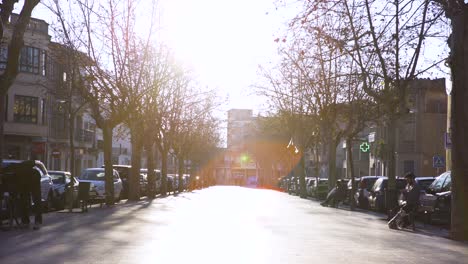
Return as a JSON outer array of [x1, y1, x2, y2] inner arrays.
[[139, 46, 172, 198], [290, 0, 446, 210], [67, 0, 156, 204], [0, 1, 40, 160]]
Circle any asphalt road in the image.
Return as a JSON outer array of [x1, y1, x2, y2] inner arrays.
[[0, 186, 467, 264]]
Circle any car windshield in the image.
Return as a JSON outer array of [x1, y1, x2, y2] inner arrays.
[[363, 178, 379, 190], [418, 179, 435, 191], [80, 170, 105, 181], [49, 173, 65, 184], [429, 173, 447, 192], [114, 167, 129, 179]]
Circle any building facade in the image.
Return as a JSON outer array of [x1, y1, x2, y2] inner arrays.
[[215, 109, 259, 186], [370, 78, 447, 177], [2, 15, 52, 162]]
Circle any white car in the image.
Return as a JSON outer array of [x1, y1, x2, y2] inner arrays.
[[78, 168, 123, 201], [1, 159, 54, 209]]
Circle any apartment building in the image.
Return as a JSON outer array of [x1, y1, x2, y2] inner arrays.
[[2, 15, 51, 162], [370, 78, 447, 177]]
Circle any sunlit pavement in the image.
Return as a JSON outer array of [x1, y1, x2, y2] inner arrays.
[[1, 186, 467, 264]]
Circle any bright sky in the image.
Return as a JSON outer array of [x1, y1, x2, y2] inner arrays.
[[32, 0, 295, 116], [157, 0, 294, 115]]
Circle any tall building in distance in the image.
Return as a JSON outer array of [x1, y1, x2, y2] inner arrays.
[[216, 109, 258, 186], [227, 109, 255, 150]]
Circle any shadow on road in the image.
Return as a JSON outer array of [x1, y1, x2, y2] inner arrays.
[[0, 192, 192, 262]]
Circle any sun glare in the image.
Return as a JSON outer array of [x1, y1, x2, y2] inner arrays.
[[160, 0, 285, 109]]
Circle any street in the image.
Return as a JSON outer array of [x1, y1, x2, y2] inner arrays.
[[0, 186, 467, 264]]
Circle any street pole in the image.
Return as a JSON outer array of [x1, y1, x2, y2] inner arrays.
[[446, 94, 452, 171]]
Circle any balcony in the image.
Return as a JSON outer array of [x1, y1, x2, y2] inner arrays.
[[75, 128, 95, 143]]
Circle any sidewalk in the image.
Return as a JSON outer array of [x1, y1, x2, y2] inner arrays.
[[305, 195, 452, 240]]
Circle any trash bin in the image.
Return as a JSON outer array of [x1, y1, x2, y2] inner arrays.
[[77, 182, 90, 212]]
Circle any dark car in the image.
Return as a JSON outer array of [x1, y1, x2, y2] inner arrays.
[[419, 171, 451, 224], [311, 178, 328, 199], [166, 174, 174, 193], [396, 176, 436, 212], [344, 178, 360, 205], [368, 177, 407, 212], [1, 159, 54, 210], [289, 177, 297, 194], [103, 165, 131, 198], [354, 176, 383, 209], [140, 169, 162, 194], [414, 177, 436, 192]]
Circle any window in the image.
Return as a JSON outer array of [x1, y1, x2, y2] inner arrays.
[[426, 99, 447, 114], [403, 160, 415, 174], [441, 173, 451, 192], [41, 50, 47, 76], [41, 98, 46, 124], [14, 95, 38, 123], [20, 46, 40, 74], [430, 173, 448, 192], [0, 46, 7, 69]]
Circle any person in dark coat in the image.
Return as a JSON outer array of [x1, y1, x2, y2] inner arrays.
[[401, 172, 421, 212], [2, 160, 43, 230], [321, 180, 346, 207]]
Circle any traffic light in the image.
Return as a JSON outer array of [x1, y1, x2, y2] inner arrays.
[[240, 154, 249, 162]]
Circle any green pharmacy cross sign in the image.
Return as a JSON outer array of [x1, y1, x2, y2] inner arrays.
[[360, 142, 370, 153]]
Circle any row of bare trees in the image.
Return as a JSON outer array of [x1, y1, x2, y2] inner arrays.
[[43, 0, 221, 205], [259, 0, 467, 239]]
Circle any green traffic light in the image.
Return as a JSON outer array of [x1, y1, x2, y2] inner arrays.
[[241, 154, 249, 162]]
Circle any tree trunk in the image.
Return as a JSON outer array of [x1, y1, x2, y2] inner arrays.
[[68, 110, 76, 211], [146, 140, 156, 199], [129, 129, 142, 201], [178, 155, 184, 192], [346, 137, 356, 211], [0, 92, 6, 160], [160, 148, 168, 196], [448, 8, 468, 241], [189, 162, 197, 191], [328, 137, 338, 191], [103, 124, 115, 205], [385, 116, 398, 212], [299, 153, 307, 198]]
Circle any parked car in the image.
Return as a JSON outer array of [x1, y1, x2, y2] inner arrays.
[[368, 177, 407, 212], [305, 178, 315, 197], [103, 165, 130, 198], [289, 177, 296, 194], [344, 178, 360, 205], [419, 171, 451, 224], [414, 177, 436, 192], [354, 176, 383, 209], [139, 173, 148, 196], [182, 174, 190, 191], [48, 170, 79, 209], [310, 178, 328, 199], [166, 174, 174, 193], [140, 169, 162, 194], [278, 176, 288, 191], [1, 159, 54, 210], [78, 168, 123, 201], [397, 176, 436, 211]]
